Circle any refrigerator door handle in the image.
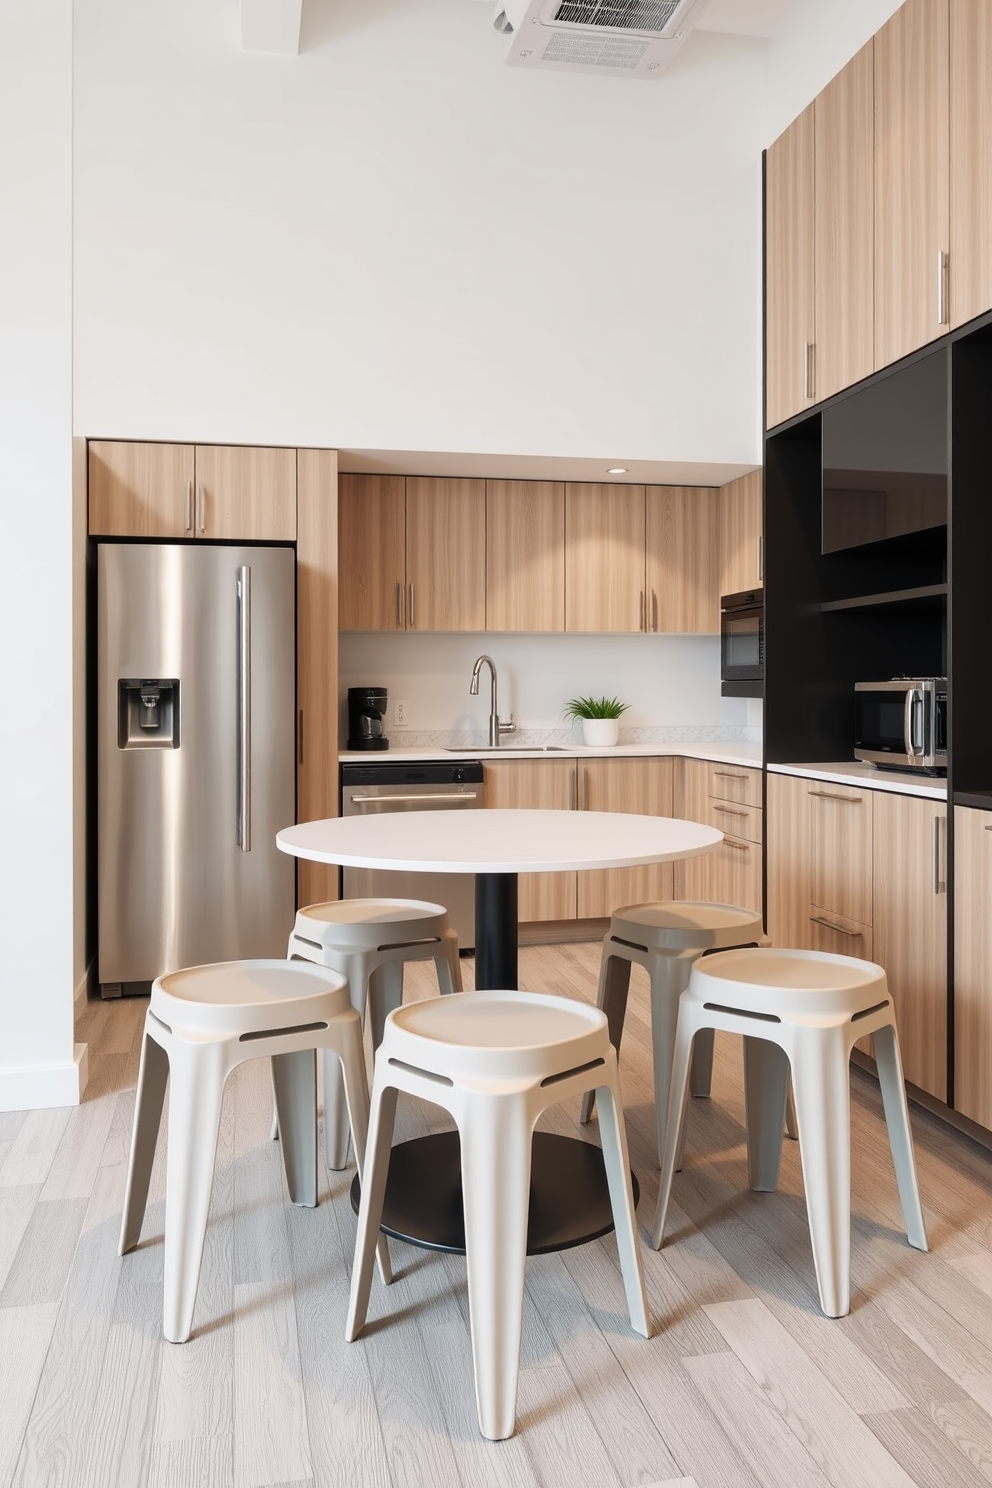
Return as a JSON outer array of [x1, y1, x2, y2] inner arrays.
[[238, 565, 252, 852]]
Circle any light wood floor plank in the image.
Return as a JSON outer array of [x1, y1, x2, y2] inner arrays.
[[145, 1434, 235, 1488], [233, 1279, 313, 1488], [0, 1196, 88, 1306], [0, 1184, 41, 1294], [864, 1401, 992, 1488], [0, 1107, 71, 1188], [0, 1302, 60, 1487], [514, 1361, 624, 1488]]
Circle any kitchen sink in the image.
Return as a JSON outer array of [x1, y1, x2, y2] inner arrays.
[[443, 745, 569, 753]]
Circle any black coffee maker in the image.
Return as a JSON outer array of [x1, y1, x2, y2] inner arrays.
[[347, 686, 389, 751]]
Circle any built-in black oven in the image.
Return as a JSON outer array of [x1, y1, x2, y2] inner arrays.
[[721, 588, 763, 697]]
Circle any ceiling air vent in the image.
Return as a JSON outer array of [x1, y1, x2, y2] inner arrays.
[[495, 0, 710, 78]]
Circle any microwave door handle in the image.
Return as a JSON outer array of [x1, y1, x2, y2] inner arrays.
[[904, 688, 923, 758]]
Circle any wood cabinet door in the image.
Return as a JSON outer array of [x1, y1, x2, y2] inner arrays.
[[484, 760, 576, 921], [873, 791, 947, 1101], [719, 470, 763, 597], [338, 474, 406, 630], [645, 486, 720, 634], [706, 836, 763, 916], [297, 449, 339, 908], [815, 40, 875, 402], [486, 481, 565, 632], [809, 782, 872, 927], [194, 445, 297, 541], [950, 0, 992, 328], [576, 758, 674, 917], [88, 441, 194, 537], [564, 484, 646, 633], [953, 806, 992, 1124], [406, 478, 486, 631], [766, 772, 812, 950], [765, 104, 815, 428], [874, 0, 950, 369]]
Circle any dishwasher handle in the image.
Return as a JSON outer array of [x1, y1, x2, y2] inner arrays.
[[349, 792, 480, 807]]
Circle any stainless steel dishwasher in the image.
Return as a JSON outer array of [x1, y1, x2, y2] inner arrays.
[[340, 760, 484, 950]]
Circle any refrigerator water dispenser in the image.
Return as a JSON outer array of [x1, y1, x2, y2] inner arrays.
[[118, 678, 180, 748]]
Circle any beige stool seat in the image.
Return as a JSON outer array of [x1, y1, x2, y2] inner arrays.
[[288, 897, 462, 1169], [347, 988, 650, 1441], [120, 958, 389, 1344], [580, 900, 772, 1163], [653, 947, 928, 1318]]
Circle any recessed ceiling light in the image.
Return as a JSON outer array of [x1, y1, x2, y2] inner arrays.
[[607, 466, 628, 475]]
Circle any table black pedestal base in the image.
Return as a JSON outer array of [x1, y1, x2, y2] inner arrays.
[[349, 1129, 640, 1255], [474, 872, 518, 988]]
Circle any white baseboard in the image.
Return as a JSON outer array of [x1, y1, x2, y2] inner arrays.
[[0, 1043, 89, 1112], [73, 961, 93, 1012]]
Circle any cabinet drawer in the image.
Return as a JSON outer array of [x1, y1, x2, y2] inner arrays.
[[704, 835, 763, 916], [708, 797, 763, 846], [708, 764, 762, 807], [809, 783, 872, 926]]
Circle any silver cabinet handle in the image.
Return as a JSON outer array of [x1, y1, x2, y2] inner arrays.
[[932, 815, 945, 895], [937, 249, 949, 326], [804, 340, 815, 401], [714, 770, 747, 781], [185, 479, 193, 533], [639, 590, 645, 632], [808, 790, 863, 803], [757, 533, 764, 582], [397, 583, 405, 627], [580, 767, 588, 811], [237, 565, 251, 852], [408, 584, 415, 628], [196, 480, 206, 534], [722, 836, 750, 852], [298, 708, 304, 765], [713, 805, 748, 818], [651, 590, 658, 632], [568, 768, 576, 810], [810, 914, 861, 938]]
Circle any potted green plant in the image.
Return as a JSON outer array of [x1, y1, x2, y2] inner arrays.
[[563, 694, 630, 747]]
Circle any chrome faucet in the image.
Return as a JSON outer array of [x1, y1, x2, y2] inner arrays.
[[470, 654, 516, 747]]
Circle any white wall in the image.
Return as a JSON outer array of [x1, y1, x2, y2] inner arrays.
[[339, 631, 755, 744], [73, 0, 767, 470], [763, 0, 904, 144], [0, 0, 87, 1108]]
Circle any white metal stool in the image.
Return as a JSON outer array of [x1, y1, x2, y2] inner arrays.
[[119, 958, 390, 1344], [288, 898, 463, 1170], [579, 901, 778, 1163], [347, 989, 650, 1441], [652, 947, 928, 1318]]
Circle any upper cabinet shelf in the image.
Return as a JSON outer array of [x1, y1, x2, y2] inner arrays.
[[820, 583, 948, 614]]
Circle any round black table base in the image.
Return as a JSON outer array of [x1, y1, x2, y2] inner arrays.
[[349, 1130, 640, 1256], [474, 872, 518, 989]]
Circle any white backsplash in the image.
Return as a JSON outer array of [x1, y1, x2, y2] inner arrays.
[[340, 632, 762, 747]]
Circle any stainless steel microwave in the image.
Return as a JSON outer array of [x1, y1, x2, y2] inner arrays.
[[721, 589, 763, 697], [854, 679, 947, 773]]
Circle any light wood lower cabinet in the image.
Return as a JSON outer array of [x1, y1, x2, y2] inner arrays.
[[872, 791, 947, 1101], [953, 806, 992, 1124], [483, 760, 576, 921], [676, 759, 762, 914], [809, 781, 872, 930], [577, 758, 674, 917], [765, 772, 812, 950]]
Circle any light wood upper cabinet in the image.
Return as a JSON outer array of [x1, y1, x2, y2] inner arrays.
[[814, 40, 875, 403], [484, 760, 575, 921], [719, 470, 763, 597], [88, 441, 194, 537], [565, 484, 646, 633], [296, 449, 339, 908], [954, 805, 992, 1124], [194, 445, 297, 541], [766, 104, 815, 428], [873, 791, 947, 1101], [406, 478, 486, 632], [874, 0, 950, 369], [486, 481, 565, 632], [950, 0, 992, 328], [338, 474, 406, 630], [645, 486, 720, 634], [577, 757, 674, 917]]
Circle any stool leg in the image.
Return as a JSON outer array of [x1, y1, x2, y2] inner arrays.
[[785, 1079, 799, 1141], [742, 1036, 790, 1192], [119, 1025, 170, 1255], [689, 1028, 715, 1098], [346, 1082, 399, 1342], [872, 1022, 928, 1252], [651, 1007, 698, 1249], [580, 947, 631, 1125], [436, 929, 463, 993], [593, 1074, 650, 1337], [163, 1040, 228, 1343], [333, 1017, 393, 1285], [649, 957, 693, 1166], [459, 1095, 532, 1440], [272, 1049, 318, 1207], [368, 962, 404, 1051], [790, 1030, 852, 1318], [322, 1048, 352, 1172]]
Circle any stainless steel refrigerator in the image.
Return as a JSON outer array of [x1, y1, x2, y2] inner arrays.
[[97, 543, 296, 997]]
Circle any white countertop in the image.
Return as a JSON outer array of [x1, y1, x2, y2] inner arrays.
[[767, 760, 946, 800], [339, 741, 764, 769]]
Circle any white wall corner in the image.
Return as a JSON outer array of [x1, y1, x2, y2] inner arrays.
[[241, 0, 303, 55], [0, 1044, 89, 1113]]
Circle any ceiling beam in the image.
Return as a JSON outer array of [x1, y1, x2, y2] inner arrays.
[[241, 0, 303, 55]]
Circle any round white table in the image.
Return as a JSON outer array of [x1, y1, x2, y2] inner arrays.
[[277, 808, 723, 989], [276, 807, 723, 1254]]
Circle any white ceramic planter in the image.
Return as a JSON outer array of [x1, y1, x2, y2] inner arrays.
[[581, 718, 619, 747]]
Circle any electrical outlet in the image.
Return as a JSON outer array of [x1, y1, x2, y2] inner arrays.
[[394, 699, 408, 727]]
